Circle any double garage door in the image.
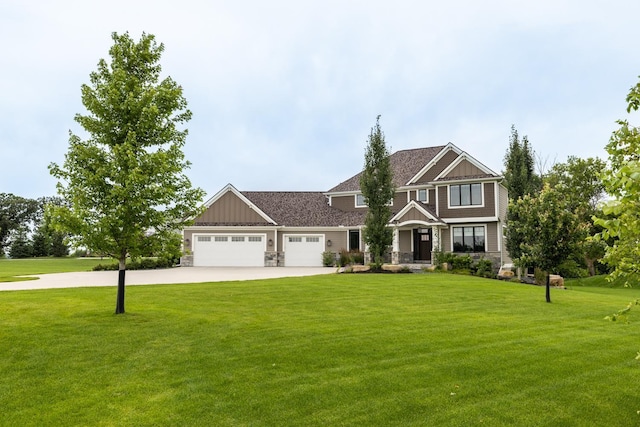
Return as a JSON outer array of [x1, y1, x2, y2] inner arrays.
[[193, 234, 324, 267]]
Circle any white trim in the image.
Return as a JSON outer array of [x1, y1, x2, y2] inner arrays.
[[417, 188, 429, 203], [407, 143, 462, 184], [390, 200, 445, 226], [200, 183, 277, 225], [494, 182, 500, 223], [450, 224, 488, 253], [433, 151, 499, 182], [445, 216, 498, 224]]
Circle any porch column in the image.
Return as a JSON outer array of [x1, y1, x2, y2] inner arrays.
[[392, 226, 400, 265], [432, 226, 440, 252]]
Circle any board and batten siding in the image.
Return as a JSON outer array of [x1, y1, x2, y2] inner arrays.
[[195, 191, 266, 224], [445, 159, 485, 179], [413, 150, 459, 184]]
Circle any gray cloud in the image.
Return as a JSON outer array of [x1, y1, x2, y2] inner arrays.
[[2, 0, 640, 198]]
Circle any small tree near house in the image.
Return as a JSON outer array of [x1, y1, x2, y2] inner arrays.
[[507, 183, 583, 302], [360, 115, 395, 270]]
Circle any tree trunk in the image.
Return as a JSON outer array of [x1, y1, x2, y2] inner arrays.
[[115, 257, 126, 314], [545, 273, 551, 303], [585, 257, 596, 276]]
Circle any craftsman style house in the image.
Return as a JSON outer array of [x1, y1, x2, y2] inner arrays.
[[182, 143, 509, 267]]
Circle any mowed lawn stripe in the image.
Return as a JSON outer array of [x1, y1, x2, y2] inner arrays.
[[1, 273, 640, 426]]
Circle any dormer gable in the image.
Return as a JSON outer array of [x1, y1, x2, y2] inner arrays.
[[434, 152, 499, 181], [195, 184, 277, 225], [407, 143, 462, 185]]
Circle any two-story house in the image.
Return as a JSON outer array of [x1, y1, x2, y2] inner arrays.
[[182, 143, 509, 268]]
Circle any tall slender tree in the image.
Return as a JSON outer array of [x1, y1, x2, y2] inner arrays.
[[503, 125, 541, 201], [49, 32, 204, 313], [360, 115, 395, 270]]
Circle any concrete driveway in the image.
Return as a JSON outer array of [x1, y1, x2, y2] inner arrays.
[[0, 267, 336, 291]]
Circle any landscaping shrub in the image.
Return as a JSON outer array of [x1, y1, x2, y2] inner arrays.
[[349, 250, 364, 265], [557, 259, 588, 278], [451, 254, 473, 270], [92, 257, 176, 271], [474, 258, 494, 278], [322, 251, 335, 267], [338, 248, 351, 267]]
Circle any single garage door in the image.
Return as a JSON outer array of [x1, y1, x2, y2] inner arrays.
[[193, 234, 265, 267], [284, 235, 324, 267]]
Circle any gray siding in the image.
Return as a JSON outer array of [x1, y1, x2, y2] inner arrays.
[[399, 230, 412, 252], [414, 150, 459, 183], [443, 159, 484, 179], [437, 182, 496, 219], [195, 191, 266, 224]]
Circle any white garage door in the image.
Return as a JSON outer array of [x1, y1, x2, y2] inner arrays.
[[284, 235, 324, 267], [193, 234, 265, 267]]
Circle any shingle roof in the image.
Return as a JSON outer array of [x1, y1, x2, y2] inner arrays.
[[327, 146, 447, 193], [242, 191, 366, 227]]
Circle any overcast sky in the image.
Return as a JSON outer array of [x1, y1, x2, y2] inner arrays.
[[2, 1, 640, 199]]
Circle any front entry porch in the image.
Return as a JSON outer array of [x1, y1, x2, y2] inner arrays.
[[391, 225, 442, 265]]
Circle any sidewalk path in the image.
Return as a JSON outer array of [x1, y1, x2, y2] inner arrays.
[[0, 267, 336, 291]]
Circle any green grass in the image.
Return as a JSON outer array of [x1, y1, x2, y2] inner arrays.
[[0, 257, 110, 282], [2, 273, 640, 426], [565, 274, 640, 289]]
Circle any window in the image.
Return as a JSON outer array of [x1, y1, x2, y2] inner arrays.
[[306, 237, 320, 243], [248, 236, 262, 242], [231, 236, 245, 242], [214, 236, 228, 242], [417, 189, 427, 202], [356, 193, 393, 207], [452, 226, 485, 252], [288, 237, 302, 243], [450, 183, 482, 207], [197, 236, 211, 242]]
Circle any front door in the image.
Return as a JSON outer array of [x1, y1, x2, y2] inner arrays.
[[414, 228, 432, 262]]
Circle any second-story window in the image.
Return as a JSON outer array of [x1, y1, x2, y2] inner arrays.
[[417, 189, 427, 202], [450, 183, 482, 207], [355, 194, 367, 207]]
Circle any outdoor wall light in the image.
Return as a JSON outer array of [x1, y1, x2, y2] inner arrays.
[[268, 239, 273, 247], [327, 240, 332, 247], [185, 238, 190, 247]]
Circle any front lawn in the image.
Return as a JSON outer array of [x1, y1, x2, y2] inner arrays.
[[0, 257, 111, 282], [1, 273, 639, 426]]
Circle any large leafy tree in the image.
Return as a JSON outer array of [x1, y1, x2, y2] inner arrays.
[[49, 32, 204, 313], [507, 183, 583, 302], [594, 76, 640, 286], [546, 156, 606, 276], [0, 193, 39, 256], [360, 115, 395, 270]]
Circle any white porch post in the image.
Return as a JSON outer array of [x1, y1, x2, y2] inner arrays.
[[392, 226, 400, 265], [392, 227, 399, 252], [432, 226, 440, 252]]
